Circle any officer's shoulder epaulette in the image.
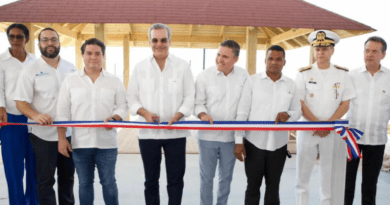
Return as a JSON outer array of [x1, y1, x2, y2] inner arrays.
[[299, 65, 312, 72], [335, 65, 349, 72]]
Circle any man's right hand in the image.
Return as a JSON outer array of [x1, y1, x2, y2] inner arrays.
[[0, 107, 8, 128], [58, 137, 72, 158], [234, 144, 246, 162], [32, 113, 53, 125], [198, 112, 213, 124], [144, 112, 159, 123]]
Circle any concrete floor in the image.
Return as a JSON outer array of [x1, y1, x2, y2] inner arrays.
[[1, 154, 390, 205]]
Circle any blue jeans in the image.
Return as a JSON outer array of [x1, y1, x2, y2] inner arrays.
[[198, 139, 236, 205], [1, 113, 38, 205], [139, 138, 186, 205], [72, 148, 118, 205]]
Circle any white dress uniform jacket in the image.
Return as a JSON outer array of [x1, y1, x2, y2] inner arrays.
[[194, 65, 249, 142], [14, 58, 76, 141], [127, 53, 195, 139], [295, 63, 356, 205]]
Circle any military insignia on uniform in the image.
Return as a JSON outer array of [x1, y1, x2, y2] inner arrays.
[[309, 77, 316, 84], [310, 93, 314, 97], [335, 65, 349, 72], [383, 90, 386, 93], [333, 82, 341, 99], [299, 65, 312, 72]]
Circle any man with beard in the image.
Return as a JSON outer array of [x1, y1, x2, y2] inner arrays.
[[15, 28, 77, 205], [0, 23, 38, 205], [127, 23, 195, 205], [194, 40, 249, 205]]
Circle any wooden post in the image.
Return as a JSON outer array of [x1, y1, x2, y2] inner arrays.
[[94, 23, 106, 69], [24, 23, 35, 54], [75, 33, 83, 70], [123, 35, 130, 89], [123, 34, 130, 120], [246, 27, 257, 75]]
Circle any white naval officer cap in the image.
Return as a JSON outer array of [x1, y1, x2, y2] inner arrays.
[[308, 30, 340, 47]]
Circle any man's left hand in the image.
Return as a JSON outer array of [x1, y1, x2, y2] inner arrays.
[[104, 115, 122, 130], [275, 112, 290, 124], [168, 112, 184, 126]]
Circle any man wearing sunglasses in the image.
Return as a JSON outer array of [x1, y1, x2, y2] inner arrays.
[[15, 28, 77, 205], [127, 23, 195, 205], [0, 23, 38, 205]]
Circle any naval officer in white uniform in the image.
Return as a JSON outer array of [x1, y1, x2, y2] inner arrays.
[[295, 30, 356, 205]]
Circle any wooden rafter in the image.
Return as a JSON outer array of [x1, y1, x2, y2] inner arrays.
[[219, 26, 225, 37], [271, 28, 313, 45], [189, 25, 193, 36], [35, 23, 77, 39]]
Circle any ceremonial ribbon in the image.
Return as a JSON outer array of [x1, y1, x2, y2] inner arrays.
[[0, 120, 362, 160]]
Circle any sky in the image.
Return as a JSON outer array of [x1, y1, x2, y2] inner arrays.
[[0, 0, 389, 81]]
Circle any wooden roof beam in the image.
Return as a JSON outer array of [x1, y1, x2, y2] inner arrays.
[[271, 28, 313, 45], [35, 23, 77, 39], [276, 28, 303, 47]]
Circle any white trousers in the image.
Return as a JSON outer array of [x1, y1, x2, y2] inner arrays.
[[295, 131, 346, 205]]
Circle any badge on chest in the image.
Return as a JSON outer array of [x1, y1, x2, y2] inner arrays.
[[333, 82, 341, 99]]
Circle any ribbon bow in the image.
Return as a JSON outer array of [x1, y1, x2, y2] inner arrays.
[[334, 123, 363, 161]]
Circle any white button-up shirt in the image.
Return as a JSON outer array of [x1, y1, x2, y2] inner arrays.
[[194, 65, 249, 142], [347, 66, 390, 145], [56, 69, 128, 149], [14, 58, 76, 141], [0, 49, 35, 115], [235, 72, 302, 151], [127, 53, 195, 139], [295, 63, 356, 121]]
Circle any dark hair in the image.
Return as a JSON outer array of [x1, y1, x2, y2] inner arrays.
[[38, 28, 59, 41], [365, 36, 387, 53], [7, 23, 29, 39], [266, 45, 286, 58], [220, 40, 240, 57], [81, 38, 106, 55]]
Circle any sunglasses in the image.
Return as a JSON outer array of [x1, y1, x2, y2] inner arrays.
[[151, 38, 168, 43], [8, 34, 26, 40]]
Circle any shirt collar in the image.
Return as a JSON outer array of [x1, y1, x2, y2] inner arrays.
[[149, 53, 173, 62], [1, 49, 33, 61], [215, 65, 236, 75], [259, 71, 287, 82], [80, 67, 106, 77], [359, 65, 387, 73]]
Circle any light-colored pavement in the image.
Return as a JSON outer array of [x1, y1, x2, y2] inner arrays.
[[1, 153, 390, 205]]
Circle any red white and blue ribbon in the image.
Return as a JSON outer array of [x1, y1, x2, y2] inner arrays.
[[0, 120, 362, 159]]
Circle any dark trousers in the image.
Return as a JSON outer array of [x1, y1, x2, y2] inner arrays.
[[29, 133, 75, 205], [139, 138, 186, 205], [344, 144, 385, 205], [244, 140, 287, 205]]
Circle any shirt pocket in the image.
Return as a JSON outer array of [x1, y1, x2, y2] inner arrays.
[[70, 88, 87, 105], [141, 79, 154, 94], [206, 85, 220, 100], [305, 83, 322, 100], [100, 88, 116, 107], [234, 84, 244, 99], [380, 88, 390, 105], [168, 78, 182, 94], [35, 76, 56, 99]]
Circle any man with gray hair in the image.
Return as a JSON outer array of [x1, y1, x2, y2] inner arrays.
[[345, 36, 388, 205], [127, 23, 195, 205], [194, 40, 249, 205]]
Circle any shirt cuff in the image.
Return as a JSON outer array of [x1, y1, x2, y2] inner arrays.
[[178, 106, 191, 117], [235, 136, 244, 144], [130, 104, 142, 116]]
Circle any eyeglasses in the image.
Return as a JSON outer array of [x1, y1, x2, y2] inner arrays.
[[151, 38, 168, 43], [8, 34, 26, 40], [40, 38, 59, 43]]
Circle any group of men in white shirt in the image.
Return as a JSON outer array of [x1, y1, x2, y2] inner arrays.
[[0, 23, 388, 205]]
